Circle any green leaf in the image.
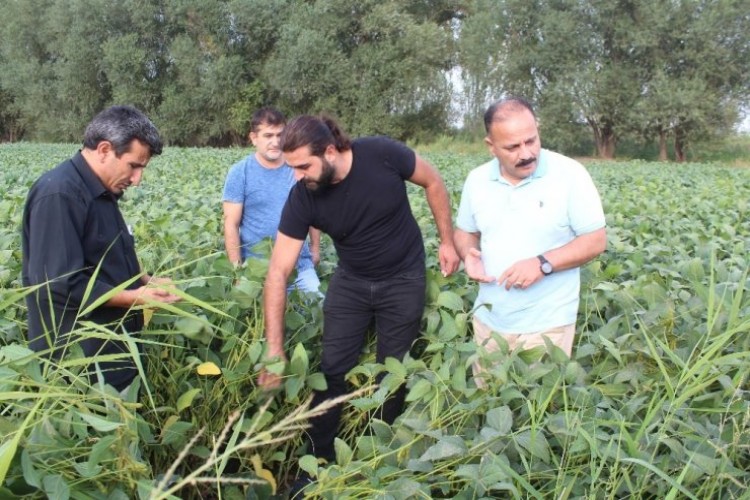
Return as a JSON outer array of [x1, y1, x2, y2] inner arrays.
[[419, 436, 467, 461], [334, 438, 353, 466], [285, 375, 304, 402], [20, 449, 40, 488], [174, 317, 209, 339], [425, 310, 440, 334], [299, 455, 318, 476], [88, 435, 117, 470], [176, 388, 202, 412], [162, 420, 193, 447], [384, 357, 407, 381], [515, 430, 551, 462], [438, 310, 459, 340], [437, 290, 464, 311], [386, 478, 423, 498], [43, 474, 70, 500], [406, 379, 433, 402], [306, 372, 327, 391], [289, 343, 309, 377], [77, 412, 123, 432], [486, 406, 513, 434]]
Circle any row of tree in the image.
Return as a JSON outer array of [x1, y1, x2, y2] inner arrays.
[[0, 0, 747, 159]]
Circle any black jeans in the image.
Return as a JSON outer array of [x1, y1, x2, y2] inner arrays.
[[306, 267, 426, 461]]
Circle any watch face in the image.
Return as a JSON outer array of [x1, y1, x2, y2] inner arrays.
[[541, 262, 553, 274]]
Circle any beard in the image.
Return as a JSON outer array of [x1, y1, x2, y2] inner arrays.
[[304, 158, 336, 192]]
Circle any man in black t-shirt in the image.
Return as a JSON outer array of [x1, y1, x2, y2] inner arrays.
[[259, 115, 459, 467]]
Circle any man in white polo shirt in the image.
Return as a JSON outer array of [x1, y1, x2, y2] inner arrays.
[[454, 97, 606, 388]]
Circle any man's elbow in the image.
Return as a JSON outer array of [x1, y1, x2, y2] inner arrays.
[[593, 227, 607, 256], [265, 264, 291, 288]]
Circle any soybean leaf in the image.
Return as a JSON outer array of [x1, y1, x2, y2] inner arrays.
[[176, 388, 202, 412], [486, 406, 513, 434], [77, 412, 123, 433], [419, 436, 467, 461]]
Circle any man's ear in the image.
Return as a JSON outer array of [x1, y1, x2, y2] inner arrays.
[[324, 144, 336, 163], [95, 140, 114, 164], [484, 136, 494, 154]]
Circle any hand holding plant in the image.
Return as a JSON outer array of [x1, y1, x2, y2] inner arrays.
[[258, 351, 287, 390]]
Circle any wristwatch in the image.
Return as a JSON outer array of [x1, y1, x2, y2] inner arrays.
[[537, 254, 553, 275]]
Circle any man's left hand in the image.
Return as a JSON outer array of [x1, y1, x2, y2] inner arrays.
[[498, 257, 543, 290], [439, 240, 460, 277]]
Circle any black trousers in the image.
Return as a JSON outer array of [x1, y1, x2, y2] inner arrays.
[[306, 267, 426, 461]]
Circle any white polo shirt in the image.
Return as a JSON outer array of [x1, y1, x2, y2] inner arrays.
[[456, 149, 605, 333]]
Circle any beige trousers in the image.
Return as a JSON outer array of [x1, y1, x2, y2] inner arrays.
[[472, 317, 575, 389]]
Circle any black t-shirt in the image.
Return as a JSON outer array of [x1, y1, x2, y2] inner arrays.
[[279, 136, 425, 280]]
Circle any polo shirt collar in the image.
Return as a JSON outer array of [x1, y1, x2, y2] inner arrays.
[[490, 148, 550, 186], [71, 151, 117, 199]]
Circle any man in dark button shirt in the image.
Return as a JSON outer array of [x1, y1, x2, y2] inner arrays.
[[258, 115, 460, 484], [22, 105, 181, 391]]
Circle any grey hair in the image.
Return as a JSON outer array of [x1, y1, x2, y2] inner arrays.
[[83, 105, 163, 156]]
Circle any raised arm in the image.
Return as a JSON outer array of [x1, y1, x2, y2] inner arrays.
[[408, 154, 460, 276]]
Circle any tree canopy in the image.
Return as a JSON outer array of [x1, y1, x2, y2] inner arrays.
[[0, 0, 747, 158]]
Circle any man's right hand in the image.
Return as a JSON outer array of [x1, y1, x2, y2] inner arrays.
[[258, 352, 287, 390]]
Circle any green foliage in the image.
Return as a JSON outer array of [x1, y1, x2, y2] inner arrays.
[[458, 0, 750, 159], [264, 0, 454, 141], [1, 144, 750, 497], [0, 0, 747, 155]]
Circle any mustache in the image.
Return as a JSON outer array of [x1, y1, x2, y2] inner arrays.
[[517, 157, 536, 167]]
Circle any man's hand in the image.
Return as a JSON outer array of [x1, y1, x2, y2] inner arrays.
[[258, 352, 287, 390], [498, 257, 543, 290], [108, 279, 181, 308], [439, 240, 460, 277], [138, 283, 181, 304], [464, 247, 495, 283], [146, 276, 174, 286], [310, 247, 321, 266]]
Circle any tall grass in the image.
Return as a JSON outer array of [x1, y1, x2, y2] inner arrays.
[[1, 145, 749, 497]]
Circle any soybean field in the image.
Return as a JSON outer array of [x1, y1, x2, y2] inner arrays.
[[0, 143, 749, 499]]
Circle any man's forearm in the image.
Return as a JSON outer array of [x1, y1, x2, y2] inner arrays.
[[263, 269, 288, 357], [454, 229, 480, 260], [545, 227, 607, 271], [224, 223, 242, 265], [424, 182, 454, 243]]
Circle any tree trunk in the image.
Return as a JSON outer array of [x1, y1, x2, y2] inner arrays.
[[674, 127, 687, 162], [591, 120, 616, 159], [658, 130, 668, 161]]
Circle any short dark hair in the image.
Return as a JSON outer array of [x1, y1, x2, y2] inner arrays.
[[83, 105, 162, 156], [250, 106, 286, 133], [280, 115, 352, 156], [484, 97, 537, 133]]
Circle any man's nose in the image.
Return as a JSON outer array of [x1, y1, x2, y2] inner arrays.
[[131, 169, 143, 186], [293, 169, 304, 181]]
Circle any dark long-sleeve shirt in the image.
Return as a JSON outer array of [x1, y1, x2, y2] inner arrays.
[[22, 151, 144, 388]]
